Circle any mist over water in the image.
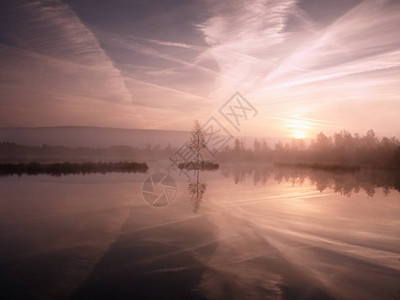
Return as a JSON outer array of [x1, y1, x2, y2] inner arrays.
[[0, 164, 399, 299]]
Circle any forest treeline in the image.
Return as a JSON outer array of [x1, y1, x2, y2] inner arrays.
[[1, 129, 400, 168], [217, 129, 400, 168]]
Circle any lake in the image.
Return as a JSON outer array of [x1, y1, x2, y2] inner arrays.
[[0, 164, 399, 299]]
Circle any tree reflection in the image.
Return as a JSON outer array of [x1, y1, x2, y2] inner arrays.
[[188, 171, 207, 213], [273, 167, 399, 196], [220, 164, 272, 185], [221, 165, 400, 197]]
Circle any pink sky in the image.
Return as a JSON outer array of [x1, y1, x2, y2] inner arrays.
[[1, 0, 400, 139]]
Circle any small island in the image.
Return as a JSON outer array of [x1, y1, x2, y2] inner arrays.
[[0, 161, 148, 176], [178, 161, 219, 170]]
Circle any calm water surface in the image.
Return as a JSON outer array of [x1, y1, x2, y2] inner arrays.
[[0, 165, 399, 299]]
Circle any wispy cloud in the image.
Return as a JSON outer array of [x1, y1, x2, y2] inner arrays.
[[197, 0, 299, 95], [133, 37, 205, 51], [1, 0, 400, 137], [196, 0, 400, 137], [0, 1, 131, 103]]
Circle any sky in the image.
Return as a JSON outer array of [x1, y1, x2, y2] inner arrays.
[[1, 0, 400, 139]]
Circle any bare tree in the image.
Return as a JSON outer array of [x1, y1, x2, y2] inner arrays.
[[188, 120, 206, 165], [234, 138, 241, 151]]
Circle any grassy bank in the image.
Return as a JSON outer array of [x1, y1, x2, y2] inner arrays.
[[0, 162, 148, 176]]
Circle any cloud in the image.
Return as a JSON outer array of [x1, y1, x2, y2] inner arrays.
[[135, 38, 205, 51], [196, 0, 301, 97], [0, 0, 131, 103], [196, 0, 400, 137], [96, 30, 220, 79], [1, 0, 400, 137]]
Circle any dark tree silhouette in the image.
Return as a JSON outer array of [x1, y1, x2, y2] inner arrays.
[[188, 120, 206, 165], [217, 129, 400, 169]]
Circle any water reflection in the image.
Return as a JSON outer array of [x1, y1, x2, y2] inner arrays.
[[1, 169, 399, 299], [188, 171, 207, 213], [221, 165, 400, 196]]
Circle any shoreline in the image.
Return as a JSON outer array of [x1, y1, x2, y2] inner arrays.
[[0, 162, 148, 176]]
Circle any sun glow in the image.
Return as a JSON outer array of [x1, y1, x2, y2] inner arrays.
[[294, 130, 305, 139], [284, 118, 309, 139]]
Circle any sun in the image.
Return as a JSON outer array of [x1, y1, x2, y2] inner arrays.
[[284, 117, 309, 139], [294, 130, 305, 139]]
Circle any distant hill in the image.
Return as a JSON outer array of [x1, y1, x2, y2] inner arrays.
[[0, 126, 190, 148]]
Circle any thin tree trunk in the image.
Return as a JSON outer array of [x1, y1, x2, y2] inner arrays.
[[197, 133, 200, 167]]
